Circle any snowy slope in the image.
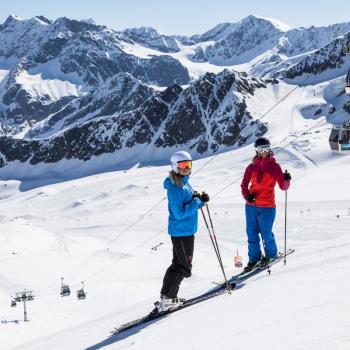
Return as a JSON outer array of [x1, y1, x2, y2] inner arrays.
[[16, 70, 79, 101], [0, 109, 349, 349]]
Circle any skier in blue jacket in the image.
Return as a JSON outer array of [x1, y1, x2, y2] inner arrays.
[[156, 151, 209, 312]]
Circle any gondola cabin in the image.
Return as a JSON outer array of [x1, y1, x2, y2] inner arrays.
[[61, 285, 71, 297], [77, 282, 86, 300], [60, 277, 71, 297], [329, 121, 350, 152]]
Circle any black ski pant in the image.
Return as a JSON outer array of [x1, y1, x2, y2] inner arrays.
[[160, 235, 194, 299]]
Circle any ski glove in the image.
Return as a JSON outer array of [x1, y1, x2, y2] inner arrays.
[[246, 193, 256, 203], [283, 170, 292, 181], [199, 192, 210, 203], [193, 191, 210, 203]]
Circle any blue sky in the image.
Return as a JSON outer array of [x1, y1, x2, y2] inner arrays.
[[1, 0, 349, 35]]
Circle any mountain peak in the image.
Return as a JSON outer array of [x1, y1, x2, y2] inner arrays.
[[4, 14, 23, 25], [53, 16, 99, 33], [189, 15, 292, 45], [241, 15, 292, 32], [121, 26, 180, 53], [124, 26, 161, 38], [1, 15, 49, 32], [81, 18, 96, 25], [191, 22, 239, 42]]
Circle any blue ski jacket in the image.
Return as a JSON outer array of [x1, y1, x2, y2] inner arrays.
[[164, 175, 204, 237]]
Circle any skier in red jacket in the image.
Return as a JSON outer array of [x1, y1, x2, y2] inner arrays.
[[240, 137, 291, 272]]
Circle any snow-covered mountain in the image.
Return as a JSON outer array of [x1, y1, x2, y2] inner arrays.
[[120, 23, 241, 51], [278, 23, 350, 56], [191, 15, 289, 65], [0, 15, 190, 136], [0, 70, 269, 179], [25, 72, 155, 139], [281, 32, 350, 82], [0, 15, 189, 87], [190, 15, 350, 73], [121, 26, 180, 53], [0, 14, 350, 180]]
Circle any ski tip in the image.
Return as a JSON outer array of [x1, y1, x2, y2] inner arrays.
[[111, 329, 120, 336]]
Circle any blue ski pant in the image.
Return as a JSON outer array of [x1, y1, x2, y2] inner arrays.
[[245, 204, 277, 262]]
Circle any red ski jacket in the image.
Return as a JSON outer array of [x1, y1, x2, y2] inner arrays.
[[241, 155, 290, 208]]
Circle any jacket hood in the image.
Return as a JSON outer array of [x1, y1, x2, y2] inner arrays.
[[164, 176, 172, 189], [164, 175, 189, 189]]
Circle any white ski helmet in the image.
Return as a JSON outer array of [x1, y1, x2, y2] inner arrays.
[[170, 151, 192, 173]]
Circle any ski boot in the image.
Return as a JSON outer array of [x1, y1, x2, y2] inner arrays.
[[243, 261, 259, 273], [154, 295, 184, 313], [259, 255, 277, 268]]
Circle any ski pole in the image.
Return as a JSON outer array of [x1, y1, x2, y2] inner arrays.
[[200, 205, 232, 292], [200, 207, 222, 270], [260, 233, 271, 275], [205, 204, 226, 270], [284, 190, 288, 265], [201, 206, 231, 292]]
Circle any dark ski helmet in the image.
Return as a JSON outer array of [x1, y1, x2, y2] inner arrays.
[[254, 137, 270, 148]]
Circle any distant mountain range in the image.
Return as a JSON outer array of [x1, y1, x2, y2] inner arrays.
[[0, 14, 349, 179]]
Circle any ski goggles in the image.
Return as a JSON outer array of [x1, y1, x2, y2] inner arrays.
[[177, 160, 192, 170], [255, 145, 271, 153]]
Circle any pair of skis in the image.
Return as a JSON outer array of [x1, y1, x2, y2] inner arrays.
[[111, 248, 295, 336], [112, 280, 236, 335]]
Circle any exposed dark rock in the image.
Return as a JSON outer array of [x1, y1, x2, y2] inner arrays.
[[0, 70, 268, 177], [343, 101, 350, 114]]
